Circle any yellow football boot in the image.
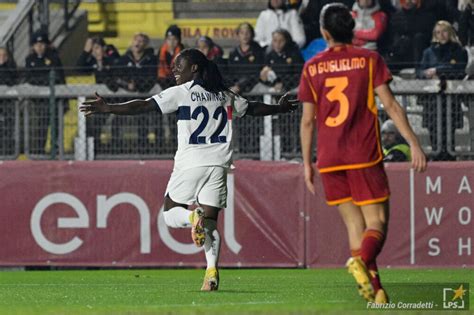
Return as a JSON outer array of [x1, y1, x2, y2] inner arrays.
[[346, 257, 375, 302], [375, 288, 389, 304], [201, 267, 219, 291]]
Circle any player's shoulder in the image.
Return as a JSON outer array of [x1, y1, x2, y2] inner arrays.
[[304, 49, 329, 65], [165, 81, 192, 94], [302, 50, 327, 72], [348, 45, 382, 59]]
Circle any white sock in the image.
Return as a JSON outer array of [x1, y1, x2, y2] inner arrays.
[[163, 206, 192, 228], [203, 219, 220, 269]]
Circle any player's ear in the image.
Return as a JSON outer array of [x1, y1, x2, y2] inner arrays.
[[191, 64, 199, 73]]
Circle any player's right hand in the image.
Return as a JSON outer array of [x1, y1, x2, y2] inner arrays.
[[79, 92, 109, 117], [410, 145, 427, 173], [278, 92, 299, 113], [304, 164, 315, 195]]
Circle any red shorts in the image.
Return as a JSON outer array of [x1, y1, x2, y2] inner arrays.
[[320, 162, 390, 206]]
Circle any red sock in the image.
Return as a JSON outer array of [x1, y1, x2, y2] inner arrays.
[[352, 247, 383, 291], [367, 260, 382, 292], [360, 229, 385, 265]]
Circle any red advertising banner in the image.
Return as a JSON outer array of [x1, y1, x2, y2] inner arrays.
[[0, 160, 472, 267], [411, 162, 473, 267], [305, 162, 474, 267], [0, 160, 304, 267]]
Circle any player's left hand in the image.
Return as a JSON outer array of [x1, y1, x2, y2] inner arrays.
[[278, 92, 299, 113], [411, 144, 427, 173], [79, 92, 110, 117], [304, 164, 315, 195]]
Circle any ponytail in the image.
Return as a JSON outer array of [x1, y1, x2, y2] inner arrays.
[[201, 59, 230, 94]]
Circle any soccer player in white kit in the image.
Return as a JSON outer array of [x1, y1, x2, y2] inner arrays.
[[80, 48, 298, 291]]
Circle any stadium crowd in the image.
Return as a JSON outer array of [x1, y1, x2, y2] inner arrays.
[[0, 0, 473, 160]]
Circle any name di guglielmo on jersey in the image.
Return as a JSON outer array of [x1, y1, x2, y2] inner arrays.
[[308, 57, 367, 76]]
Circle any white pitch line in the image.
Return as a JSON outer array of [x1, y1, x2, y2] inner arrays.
[[410, 168, 415, 265]]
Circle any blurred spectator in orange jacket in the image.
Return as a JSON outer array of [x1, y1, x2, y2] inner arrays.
[[157, 25, 184, 88]]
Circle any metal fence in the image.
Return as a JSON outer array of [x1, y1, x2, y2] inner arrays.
[[0, 68, 473, 161]]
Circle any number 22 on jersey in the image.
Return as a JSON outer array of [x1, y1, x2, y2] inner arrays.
[[324, 76, 349, 127], [188, 105, 228, 144]]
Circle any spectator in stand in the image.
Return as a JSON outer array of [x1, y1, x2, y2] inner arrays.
[[351, 0, 388, 50], [0, 47, 17, 156], [196, 36, 224, 62], [260, 29, 304, 92], [386, 0, 438, 71], [381, 119, 411, 162], [255, 0, 306, 49], [76, 37, 119, 90], [113, 33, 157, 154], [76, 37, 119, 154], [25, 32, 65, 86], [228, 22, 265, 94], [0, 47, 17, 86], [156, 26, 185, 155], [299, 0, 355, 45], [458, 0, 474, 47], [115, 32, 157, 93], [158, 25, 184, 89], [417, 21, 468, 161], [24, 32, 66, 155]]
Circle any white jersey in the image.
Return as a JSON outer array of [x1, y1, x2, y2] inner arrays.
[[148, 80, 249, 170]]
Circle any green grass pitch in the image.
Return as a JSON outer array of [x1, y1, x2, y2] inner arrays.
[[0, 268, 472, 314]]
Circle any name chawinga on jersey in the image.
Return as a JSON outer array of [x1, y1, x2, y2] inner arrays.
[[191, 91, 227, 102]]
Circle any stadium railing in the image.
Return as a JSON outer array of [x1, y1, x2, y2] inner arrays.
[[0, 66, 473, 161]]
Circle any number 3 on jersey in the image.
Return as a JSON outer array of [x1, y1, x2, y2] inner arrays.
[[189, 106, 228, 144], [325, 76, 349, 127]]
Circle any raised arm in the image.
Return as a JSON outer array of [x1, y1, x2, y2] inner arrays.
[[375, 84, 427, 172], [245, 92, 299, 116], [79, 92, 159, 116]]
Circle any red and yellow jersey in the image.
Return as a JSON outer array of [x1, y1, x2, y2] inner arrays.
[[298, 45, 392, 173]]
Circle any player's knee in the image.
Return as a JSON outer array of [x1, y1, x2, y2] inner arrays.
[[365, 217, 384, 231]]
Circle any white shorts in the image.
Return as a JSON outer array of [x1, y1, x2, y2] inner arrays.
[[165, 166, 228, 209]]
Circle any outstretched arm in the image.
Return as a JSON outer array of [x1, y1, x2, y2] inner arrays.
[[375, 84, 427, 172], [245, 92, 299, 116], [79, 92, 159, 116]]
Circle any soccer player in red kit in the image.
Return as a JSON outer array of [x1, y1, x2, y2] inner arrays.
[[299, 4, 427, 303]]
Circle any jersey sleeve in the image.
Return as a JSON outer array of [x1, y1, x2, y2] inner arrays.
[[146, 86, 180, 114], [298, 64, 317, 104], [231, 94, 249, 118], [373, 53, 392, 88]]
